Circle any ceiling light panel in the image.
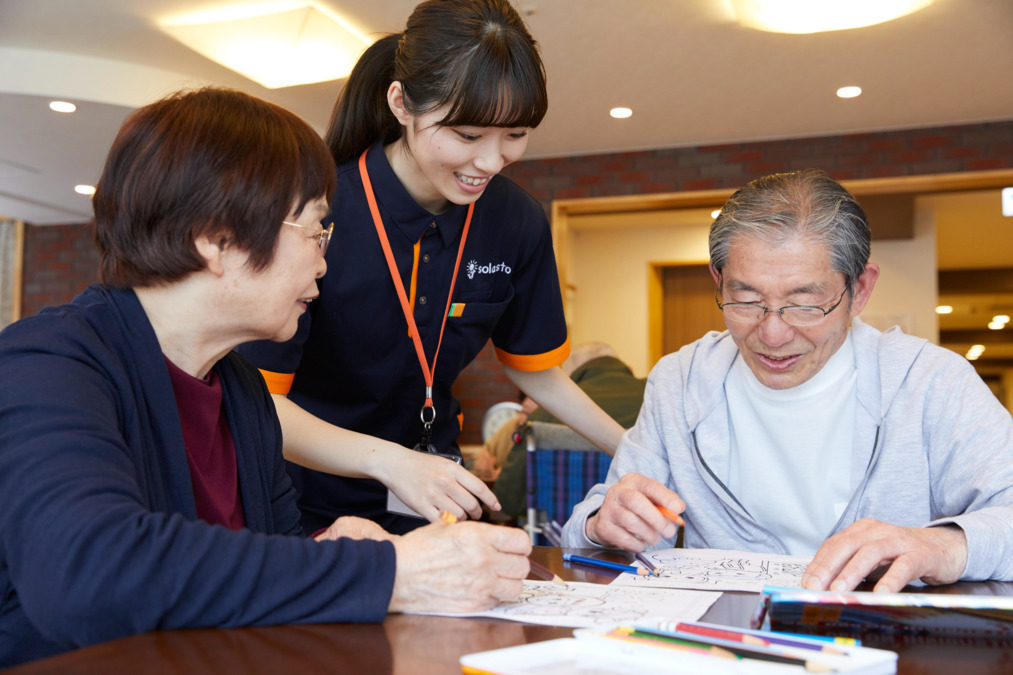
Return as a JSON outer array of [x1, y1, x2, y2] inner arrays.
[[160, 3, 371, 89]]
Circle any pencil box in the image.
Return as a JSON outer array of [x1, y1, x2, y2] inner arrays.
[[756, 586, 1013, 638]]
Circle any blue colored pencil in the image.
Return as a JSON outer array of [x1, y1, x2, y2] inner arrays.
[[562, 553, 656, 576]]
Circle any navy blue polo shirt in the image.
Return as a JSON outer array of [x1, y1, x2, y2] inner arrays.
[[237, 141, 569, 534]]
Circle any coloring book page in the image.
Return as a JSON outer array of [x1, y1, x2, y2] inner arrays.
[[611, 548, 811, 592], [417, 580, 719, 628]]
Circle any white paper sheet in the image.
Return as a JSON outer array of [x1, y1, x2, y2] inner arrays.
[[418, 580, 720, 628], [610, 548, 811, 592]]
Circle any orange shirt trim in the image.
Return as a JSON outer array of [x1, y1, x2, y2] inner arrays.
[[259, 369, 295, 395], [494, 337, 571, 372]]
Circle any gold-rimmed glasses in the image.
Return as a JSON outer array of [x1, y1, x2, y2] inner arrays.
[[283, 220, 333, 255]]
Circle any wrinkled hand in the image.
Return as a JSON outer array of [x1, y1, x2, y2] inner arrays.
[[801, 519, 968, 593], [314, 516, 397, 543], [384, 448, 502, 522], [585, 473, 684, 552], [388, 521, 531, 613]]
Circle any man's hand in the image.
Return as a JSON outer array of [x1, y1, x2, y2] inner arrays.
[[801, 519, 968, 593], [381, 448, 502, 522], [585, 473, 685, 551], [389, 521, 531, 613]]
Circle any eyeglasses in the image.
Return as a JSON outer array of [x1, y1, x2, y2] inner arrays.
[[283, 220, 333, 255], [715, 286, 849, 327]]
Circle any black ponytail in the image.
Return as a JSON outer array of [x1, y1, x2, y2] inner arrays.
[[325, 34, 402, 166]]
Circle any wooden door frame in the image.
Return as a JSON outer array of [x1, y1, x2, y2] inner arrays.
[[550, 169, 1013, 366], [1, 219, 24, 328]]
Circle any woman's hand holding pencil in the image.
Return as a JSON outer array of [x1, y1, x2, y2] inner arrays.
[[387, 511, 532, 614], [585, 472, 686, 553]]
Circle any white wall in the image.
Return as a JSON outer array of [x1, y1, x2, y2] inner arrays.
[[566, 207, 939, 378], [861, 205, 939, 343], [568, 218, 710, 378]]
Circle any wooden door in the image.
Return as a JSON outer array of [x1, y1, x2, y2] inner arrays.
[[661, 264, 727, 356]]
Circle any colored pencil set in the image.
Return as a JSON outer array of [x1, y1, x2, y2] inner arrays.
[[599, 621, 853, 672]]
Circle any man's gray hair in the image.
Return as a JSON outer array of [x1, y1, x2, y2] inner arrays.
[[709, 169, 871, 293]]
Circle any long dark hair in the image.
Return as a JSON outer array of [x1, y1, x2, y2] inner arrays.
[[325, 0, 548, 166]]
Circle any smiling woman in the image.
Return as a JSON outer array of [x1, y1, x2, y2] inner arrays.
[[236, 0, 626, 538], [0, 86, 535, 670]]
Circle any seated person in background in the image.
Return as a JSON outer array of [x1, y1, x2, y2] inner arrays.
[[563, 169, 1013, 593], [472, 394, 538, 483], [495, 342, 647, 518], [0, 87, 530, 669]]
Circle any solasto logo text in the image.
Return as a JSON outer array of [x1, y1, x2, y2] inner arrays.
[[466, 260, 512, 279]]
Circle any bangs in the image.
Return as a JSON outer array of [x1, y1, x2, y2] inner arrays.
[[432, 38, 547, 129]]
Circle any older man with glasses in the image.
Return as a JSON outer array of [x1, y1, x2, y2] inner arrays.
[[563, 169, 1013, 593]]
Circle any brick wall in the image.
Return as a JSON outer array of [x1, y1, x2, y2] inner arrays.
[[19, 120, 1013, 444], [501, 120, 1013, 211], [21, 222, 100, 318]]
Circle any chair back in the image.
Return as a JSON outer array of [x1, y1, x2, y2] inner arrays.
[[524, 421, 610, 544]]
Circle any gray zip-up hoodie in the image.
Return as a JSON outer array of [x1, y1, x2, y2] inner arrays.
[[564, 318, 1013, 582]]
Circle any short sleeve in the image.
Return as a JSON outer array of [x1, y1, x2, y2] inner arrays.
[[488, 193, 569, 372]]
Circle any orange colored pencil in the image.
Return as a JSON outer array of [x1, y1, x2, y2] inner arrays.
[[657, 504, 685, 527]]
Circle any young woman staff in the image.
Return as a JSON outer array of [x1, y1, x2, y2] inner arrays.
[[238, 0, 623, 534]]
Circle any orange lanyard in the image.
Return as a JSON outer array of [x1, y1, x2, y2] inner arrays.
[[358, 150, 474, 437]]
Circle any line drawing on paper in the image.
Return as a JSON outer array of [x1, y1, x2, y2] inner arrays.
[[612, 548, 811, 592], [495, 583, 666, 625], [420, 580, 721, 628]]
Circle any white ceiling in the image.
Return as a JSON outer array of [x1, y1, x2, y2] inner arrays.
[[1, 0, 1012, 225]]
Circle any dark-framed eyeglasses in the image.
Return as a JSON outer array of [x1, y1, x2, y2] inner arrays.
[[715, 286, 849, 327], [283, 220, 333, 255]]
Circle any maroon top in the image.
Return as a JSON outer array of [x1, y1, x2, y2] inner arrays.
[[165, 357, 245, 530]]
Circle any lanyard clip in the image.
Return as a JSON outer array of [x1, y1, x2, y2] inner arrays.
[[420, 386, 435, 426], [420, 404, 436, 426]]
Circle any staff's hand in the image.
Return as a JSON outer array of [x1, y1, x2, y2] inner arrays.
[[388, 521, 531, 613], [381, 448, 501, 522], [801, 519, 968, 593], [314, 516, 397, 542], [585, 473, 684, 551]]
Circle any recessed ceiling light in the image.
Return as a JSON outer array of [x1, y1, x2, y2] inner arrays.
[[609, 107, 633, 119], [935, 305, 953, 314], [75, 185, 96, 196], [837, 86, 862, 99], [730, 0, 933, 34], [993, 315, 1010, 324], [711, 209, 722, 219], [49, 101, 76, 113], [988, 321, 1005, 330]]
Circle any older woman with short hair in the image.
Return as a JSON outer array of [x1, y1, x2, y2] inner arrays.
[[0, 87, 530, 669]]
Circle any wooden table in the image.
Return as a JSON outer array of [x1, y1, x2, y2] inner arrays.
[[9, 547, 1013, 674]]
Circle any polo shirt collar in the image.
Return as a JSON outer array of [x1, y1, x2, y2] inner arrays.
[[365, 141, 469, 248]]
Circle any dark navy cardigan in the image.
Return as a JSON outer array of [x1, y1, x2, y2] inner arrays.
[[0, 286, 395, 668]]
